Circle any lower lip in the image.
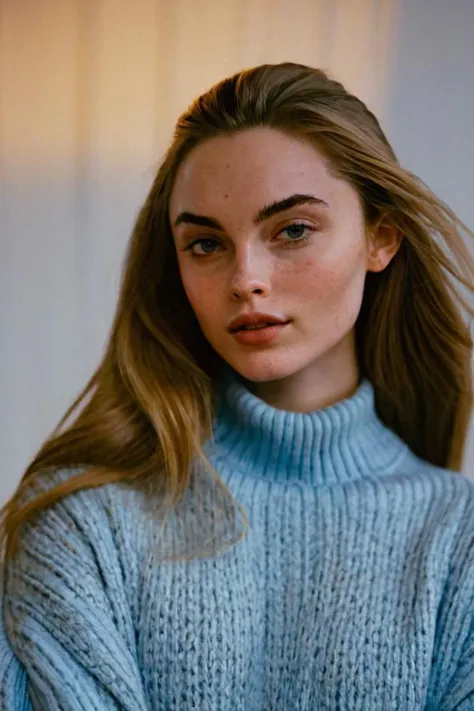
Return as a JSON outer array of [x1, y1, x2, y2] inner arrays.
[[230, 322, 289, 345]]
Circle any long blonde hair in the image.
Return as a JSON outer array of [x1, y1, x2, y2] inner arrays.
[[2, 62, 473, 563]]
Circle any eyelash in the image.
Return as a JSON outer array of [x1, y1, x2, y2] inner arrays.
[[183, 222, 316, 257]]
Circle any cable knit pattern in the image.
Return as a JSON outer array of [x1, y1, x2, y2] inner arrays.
[[1, 376, 474, 710]]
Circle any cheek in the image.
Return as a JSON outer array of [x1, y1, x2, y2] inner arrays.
[[280, 249, 366, 310], [180, 269, 222, 322], [277, 257, 341, 299]]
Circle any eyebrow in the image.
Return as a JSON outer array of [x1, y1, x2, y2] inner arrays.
[[172, 193, 329, 230]]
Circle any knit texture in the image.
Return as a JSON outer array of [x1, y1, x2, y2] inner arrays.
[[2, 376, 474, 710]]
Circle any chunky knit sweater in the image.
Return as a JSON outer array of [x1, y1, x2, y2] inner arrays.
[[1, 376, 474, 710]]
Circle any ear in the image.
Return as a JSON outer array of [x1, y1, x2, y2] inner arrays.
[[366, 219, 403, 273]]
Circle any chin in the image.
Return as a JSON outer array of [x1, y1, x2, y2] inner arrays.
[[226, 353, 300, 384]]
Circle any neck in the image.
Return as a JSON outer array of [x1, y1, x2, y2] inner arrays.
[[247, 367, 361, 413], [244, 331, 361, 412]]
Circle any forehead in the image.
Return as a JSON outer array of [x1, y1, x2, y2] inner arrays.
[[169, 127, 342, 220]]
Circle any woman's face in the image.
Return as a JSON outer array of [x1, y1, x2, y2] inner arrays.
[[169, 127, 398, 393]]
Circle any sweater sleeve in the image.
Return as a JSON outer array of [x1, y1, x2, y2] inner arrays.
[[0, 472, 149, 711], [425, 496, 474, 711]]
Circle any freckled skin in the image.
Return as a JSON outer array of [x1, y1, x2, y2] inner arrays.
[[169, 127, 401, 411]]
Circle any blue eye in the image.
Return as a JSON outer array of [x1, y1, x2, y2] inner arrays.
[[186, 238, 221, 255], [280, 223, 314, 243], [197, 239, 218, 253], [183, 222, 315, 257]]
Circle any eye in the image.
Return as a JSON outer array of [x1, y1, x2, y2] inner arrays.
[[184, 237, 223, 256], [278, 222, 315, 244]]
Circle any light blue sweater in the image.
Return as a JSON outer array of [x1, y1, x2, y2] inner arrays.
[[2, 376, 474, 710]]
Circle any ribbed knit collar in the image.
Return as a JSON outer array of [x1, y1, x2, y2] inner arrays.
[[209, 373, 412, 487]]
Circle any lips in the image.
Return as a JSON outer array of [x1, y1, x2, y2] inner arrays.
[[228, 312, 290, 333], [236, 322, 275, 331]]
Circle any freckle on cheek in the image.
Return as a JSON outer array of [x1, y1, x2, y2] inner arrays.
[[286, 259, 313, 274]]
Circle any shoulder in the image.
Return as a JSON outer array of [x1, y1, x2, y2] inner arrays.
[[13, 466, 159, 541], [376, 460, 474, 575], [397, 457, 474, 523], [422, 468, 474, 707], [1, 468, 151, 709], [418, 464, 474, 546], [2, 467, 156, 645], [413, 464, 474, 600], [2, 467, 164, 605], [423, 465, 474, 521]]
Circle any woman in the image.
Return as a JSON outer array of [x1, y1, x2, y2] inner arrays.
[[1, 62, 474, 710]]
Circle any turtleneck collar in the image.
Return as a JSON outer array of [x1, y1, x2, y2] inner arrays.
[[208, 373, 412, 487]]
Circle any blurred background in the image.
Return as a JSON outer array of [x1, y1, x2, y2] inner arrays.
[[1, 0, 473, 505]]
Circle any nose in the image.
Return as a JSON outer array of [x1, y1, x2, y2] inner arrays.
[[229, 250, 271, 301]]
